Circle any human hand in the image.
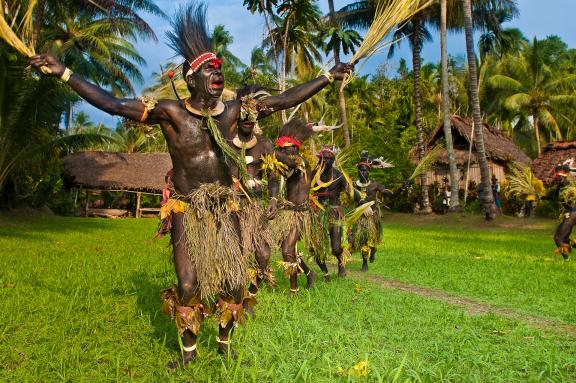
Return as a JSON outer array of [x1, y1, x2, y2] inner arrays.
[[266, 198, 278, 220], [28, 54, 66, 77], [401, 180, 412, 191], [329, 62, 354, 81]]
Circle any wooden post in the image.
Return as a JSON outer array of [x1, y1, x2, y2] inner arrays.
[[135, 192, 142, 218], [84, 190, 89, 217]]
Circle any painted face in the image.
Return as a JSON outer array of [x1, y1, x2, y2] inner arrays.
[[186, 59, 224, 98], [358, 165, 370, 182], [319, 152, 335, 168], [238, 119, 255, 136]]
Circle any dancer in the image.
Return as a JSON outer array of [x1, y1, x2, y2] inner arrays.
[[351, 152, 408, 272], [309, 145, 351, 281], [552, 164, 576, 260], [272, 118, 341, 294], [231, 85, 278, 297], [29, 2, 353, 367]]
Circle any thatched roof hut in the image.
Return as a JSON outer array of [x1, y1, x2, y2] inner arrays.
[[62, 151, 172, 193], [412, 116, 531, 187], [532, 141, 576, 185]]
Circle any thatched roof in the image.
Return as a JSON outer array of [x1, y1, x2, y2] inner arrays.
[[532, 141, 576, 185], [412, 116, 531, 166], [62, 151, 172, 192]]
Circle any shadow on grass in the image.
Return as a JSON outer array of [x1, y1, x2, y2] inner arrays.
[[130, 271, 179, 353]]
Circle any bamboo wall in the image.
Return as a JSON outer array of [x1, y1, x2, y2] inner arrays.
[[425, 162, 506, 189]]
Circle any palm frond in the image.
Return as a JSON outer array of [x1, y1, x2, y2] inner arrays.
[[409, 141, 444, 181]]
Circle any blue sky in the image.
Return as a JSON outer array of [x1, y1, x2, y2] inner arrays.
[[81, 0, 576, 126]]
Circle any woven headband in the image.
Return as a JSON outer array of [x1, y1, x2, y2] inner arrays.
[[276, 136, 301, 148], [186, 52, 220, 76]]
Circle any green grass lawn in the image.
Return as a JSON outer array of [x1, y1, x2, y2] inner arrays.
[[1, 213, 575, 382]]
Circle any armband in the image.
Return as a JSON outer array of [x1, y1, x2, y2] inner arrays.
[[139, 96, 158, 122]]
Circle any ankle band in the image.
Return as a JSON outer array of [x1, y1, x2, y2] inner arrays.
[[182, 344, 197, 352], [216, 337, 230, 345]]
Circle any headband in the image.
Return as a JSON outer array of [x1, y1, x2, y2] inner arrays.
[[186, 52, 221, 76], [317, 148, 336, 158], [357, 161, 372, 168], [276, 136, 301, 148]]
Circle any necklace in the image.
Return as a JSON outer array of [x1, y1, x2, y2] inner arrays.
[[232, 135, 258, 149], [184, 98, 225, 116], [356, 180, 371, 188]]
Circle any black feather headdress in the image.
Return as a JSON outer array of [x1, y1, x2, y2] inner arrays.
[[165, 1, 213, 77], [279, 118, 314, 144]]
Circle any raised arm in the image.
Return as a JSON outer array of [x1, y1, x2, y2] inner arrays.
[[376, 182, 394, 197], [29, 54, 170, 124], [258, 63, 353, 118]]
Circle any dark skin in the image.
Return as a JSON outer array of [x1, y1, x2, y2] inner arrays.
[[230, 119, 279, 294], [29, 54, 352, 366], [551, 174, 574, 260], [355, 165, 393, 271], [276, 145, 317, 294], [312, 153, 349, 280]]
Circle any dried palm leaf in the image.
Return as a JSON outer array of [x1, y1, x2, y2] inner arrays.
[[504, 163, 545, 199], [345, 201, 375, 227], [409, 142, 444, 181], [343, 0, 433, 86], [0, 0, 36, 57]]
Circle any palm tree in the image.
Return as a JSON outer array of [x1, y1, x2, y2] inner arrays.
[[440, 0, 461, 211], [338, 1, 435, 213], [489, 38, 576, 155], [264, 0, 323, 122], [325, 0, 362, 148], [463, 0, 497, 220], [212, 25, 246, 70]]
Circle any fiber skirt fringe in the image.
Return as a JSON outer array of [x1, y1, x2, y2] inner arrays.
[[351, 212, 382, 252], [308, 207, 340, 262], [238, 197, 272, 256], [270, 201, 312, 249], [176, 183, 248, 300]]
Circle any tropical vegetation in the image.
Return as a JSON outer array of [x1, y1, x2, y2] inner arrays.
[[0, 0, 575, 219]]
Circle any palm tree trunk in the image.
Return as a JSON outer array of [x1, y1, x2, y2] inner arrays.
[[412, 17, 432, 214], [31, 0, 46, 48], [534, 115, 541, 156], [281, 18, 290, 123], [327, 0, 351, 147], [440, 0, 461, 211], [463, 0, 497, 220]]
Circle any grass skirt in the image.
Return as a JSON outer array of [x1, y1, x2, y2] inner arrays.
[[238, 197, 272, 257], [270, 201, 312, 250], [351, 211, 382, 252], [177, 184, 248, 300]]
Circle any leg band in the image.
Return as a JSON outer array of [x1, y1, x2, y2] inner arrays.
[[183, 344, 197, 352]]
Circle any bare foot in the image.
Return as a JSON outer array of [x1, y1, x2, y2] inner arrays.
[[166, 350, 196, 370], [338, 265, 347, 278], [288, 288, 299, 297], [306, 271, 317, 289], [218, 344, 238, 361], [323, 273, 331, 283]]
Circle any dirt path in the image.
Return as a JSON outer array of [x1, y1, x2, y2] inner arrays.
[[352, 271, 576, 337]]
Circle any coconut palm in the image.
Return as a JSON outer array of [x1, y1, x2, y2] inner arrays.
[[463, 0, 497, 220], [338, 0, 435, 213], [212, 25, 246, 70], [324, 0, 362, 148], [264, 1, 323, 122], [440, 0, 461, 211], [489, 38, 576, 156]]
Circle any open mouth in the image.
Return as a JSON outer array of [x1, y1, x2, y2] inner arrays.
[[210, 78, 224, 89]]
